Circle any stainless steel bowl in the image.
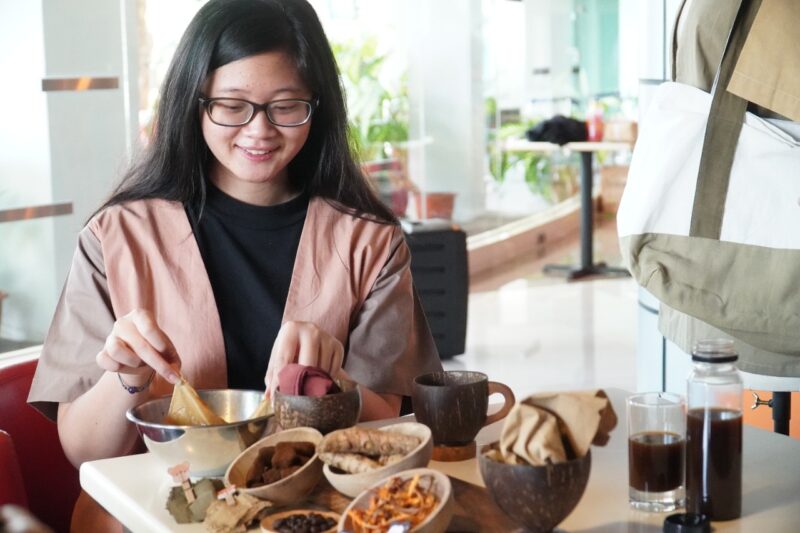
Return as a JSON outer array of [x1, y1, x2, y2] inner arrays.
[[126, 389, 273, 476]]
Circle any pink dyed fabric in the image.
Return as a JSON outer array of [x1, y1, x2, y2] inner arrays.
[[277, 364, 341, 397]]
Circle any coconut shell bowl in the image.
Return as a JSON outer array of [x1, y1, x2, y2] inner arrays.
[[273, 379, 361, 435], [478, 443, 591, 533]]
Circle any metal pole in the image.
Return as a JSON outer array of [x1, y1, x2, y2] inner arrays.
[[579, 151, 593, 270], [772, 392, 791, 436]]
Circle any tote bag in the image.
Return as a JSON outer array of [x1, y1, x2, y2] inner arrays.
[[617, 0, 800, 355]]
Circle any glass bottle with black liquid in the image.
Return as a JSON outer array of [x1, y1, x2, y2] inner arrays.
[[685, 339, 743, 521]]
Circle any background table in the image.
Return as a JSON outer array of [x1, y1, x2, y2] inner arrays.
[[81, 389, 800, 532], [504, 139, 633, 280]]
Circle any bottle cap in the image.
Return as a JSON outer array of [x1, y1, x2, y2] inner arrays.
[[691, 338, 738, 363], [663, 513, 710, 533]]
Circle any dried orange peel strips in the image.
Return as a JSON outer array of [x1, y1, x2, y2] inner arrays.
[[347, 474, 439, 532]]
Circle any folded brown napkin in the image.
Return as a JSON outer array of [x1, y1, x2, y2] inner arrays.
[[277, 364, 341, 397], [495, 390, 617, 466]]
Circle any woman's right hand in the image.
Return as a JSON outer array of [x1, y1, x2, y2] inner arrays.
[[96, 309, 181, 384]]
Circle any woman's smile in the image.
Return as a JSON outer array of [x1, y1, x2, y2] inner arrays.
[[237, 145, 277, 161], [201, 51, 313, 206]]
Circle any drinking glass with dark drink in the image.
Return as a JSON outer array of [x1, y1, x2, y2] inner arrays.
[[627, 392, 686, 512]]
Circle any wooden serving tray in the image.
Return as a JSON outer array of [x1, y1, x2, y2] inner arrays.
[[262, 476, 524, 532]]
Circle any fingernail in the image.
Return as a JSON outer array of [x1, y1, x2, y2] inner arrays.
[[167, 371, 180, 384]]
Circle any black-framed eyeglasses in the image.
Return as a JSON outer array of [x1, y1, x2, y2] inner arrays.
[[199, 96, 318, 127]]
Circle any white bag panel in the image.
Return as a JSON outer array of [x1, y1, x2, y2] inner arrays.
[[617, 83, 706, 239], [721, 117, 800, 248], [619, 81, 800, 249]]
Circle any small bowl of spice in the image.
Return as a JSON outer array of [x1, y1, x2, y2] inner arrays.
[[339, 468, 453, 533], [260, 510, 339, 533], [225, 427, 324, 505]]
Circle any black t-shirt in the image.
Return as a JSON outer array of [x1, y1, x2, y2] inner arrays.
[[187, 185, 308, 390]]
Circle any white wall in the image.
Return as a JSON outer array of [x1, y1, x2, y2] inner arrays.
[[0, 0, 134, 342], [618, 0, 640, 98], [525, 0, 577, 105], [0, 1, 51, 207], [405, 0, 486, 221], [43, 0, 131, 282], [483, 0, 528, 111], [0, 0, 57, 341]]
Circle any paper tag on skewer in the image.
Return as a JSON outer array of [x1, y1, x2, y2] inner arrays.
[[216, 485, 237, 506], [167, 462, 196, 503]]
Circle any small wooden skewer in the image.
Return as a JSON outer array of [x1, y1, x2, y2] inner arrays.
[[167, 462, 196, 503], [217, 485, 237, 506]]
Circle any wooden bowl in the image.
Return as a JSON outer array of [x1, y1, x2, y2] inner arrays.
[[338, 468, 454, 533], [273, 379, 361, 435], [260, 509, 339, 533], [224, 427, 323, 505], [478, 443, 591, 533], [322, 422, 432, 498]]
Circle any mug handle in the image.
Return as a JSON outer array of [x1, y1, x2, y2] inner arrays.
[[483, 381, 516, 427]]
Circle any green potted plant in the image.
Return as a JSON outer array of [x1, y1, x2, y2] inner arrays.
[[332, 37, 415, 216], [487, 116, 553, 199], [485, 103, 583, 204]]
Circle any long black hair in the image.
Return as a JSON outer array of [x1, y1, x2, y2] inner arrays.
[[99, 0, 396, 223]]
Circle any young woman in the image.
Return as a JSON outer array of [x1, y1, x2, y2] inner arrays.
[[27, 0, 440, 511]]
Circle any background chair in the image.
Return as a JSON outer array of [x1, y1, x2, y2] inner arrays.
[[0, 430, 27, 507], [0, 358, 80, 532], [405, 227, 468, 360]]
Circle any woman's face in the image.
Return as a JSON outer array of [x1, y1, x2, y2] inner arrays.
[[201, 51, 312, 205]]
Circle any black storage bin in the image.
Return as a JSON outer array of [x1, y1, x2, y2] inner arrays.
[[405, 228, 468, 359]]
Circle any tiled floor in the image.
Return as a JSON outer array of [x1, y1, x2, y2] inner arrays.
[[444, 216, 639, 399]]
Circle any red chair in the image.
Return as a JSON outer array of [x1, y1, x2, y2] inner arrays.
[[0, 358, 80, 532], [0, 429, 27, 507]]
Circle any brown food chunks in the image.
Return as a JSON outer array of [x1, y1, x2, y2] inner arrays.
[[272, 441, 312, 469], [245, 440, 315, 488]]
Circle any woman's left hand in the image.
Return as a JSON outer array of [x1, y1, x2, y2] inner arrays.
[[265, 320, 344, 395]]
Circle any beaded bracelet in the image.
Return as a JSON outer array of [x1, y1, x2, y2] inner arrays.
[[118, 370, 155, 394]]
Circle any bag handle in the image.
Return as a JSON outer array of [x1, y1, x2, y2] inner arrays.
[[689, 0, 762, 239]]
